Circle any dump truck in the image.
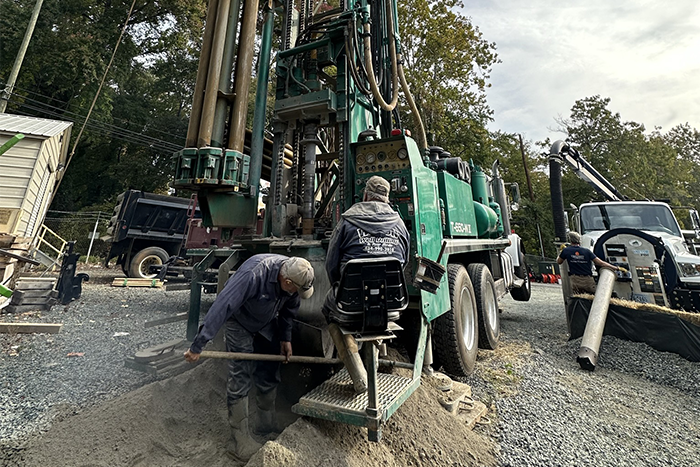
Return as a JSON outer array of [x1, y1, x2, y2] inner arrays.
[[105, 190, 196, 279]]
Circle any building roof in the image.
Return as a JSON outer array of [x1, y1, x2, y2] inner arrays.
[[0, 114, 72, 139]]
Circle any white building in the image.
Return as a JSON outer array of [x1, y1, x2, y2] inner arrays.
[[0, 114, 72, 237]]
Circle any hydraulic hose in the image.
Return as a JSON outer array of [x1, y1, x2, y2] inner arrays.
[[398, 58, 427, 149], [362, 0, 399, 111]]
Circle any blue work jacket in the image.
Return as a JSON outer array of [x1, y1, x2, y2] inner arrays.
[[190, 254, 300, 353]]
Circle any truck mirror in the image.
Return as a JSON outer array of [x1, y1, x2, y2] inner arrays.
[[690, 209, 700, 231], [509, 183, 521, 204]]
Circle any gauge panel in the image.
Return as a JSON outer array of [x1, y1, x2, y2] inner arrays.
[[354, 140, 411, 175]]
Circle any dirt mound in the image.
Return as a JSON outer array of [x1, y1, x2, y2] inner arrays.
[[249, 376, 496, 467], [13, 360, 495, 467]]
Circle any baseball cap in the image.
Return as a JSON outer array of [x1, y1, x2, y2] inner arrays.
[[567, 231, 581, 244], [365, 176, 390, 203], [284, 257, 315, 299]]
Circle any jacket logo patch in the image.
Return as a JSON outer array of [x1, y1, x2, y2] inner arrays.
[[356, 228, 400, 256]]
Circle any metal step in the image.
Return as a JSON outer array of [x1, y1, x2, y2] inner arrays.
[[293, 368, 414, 420], [33, 249, 58, 268]]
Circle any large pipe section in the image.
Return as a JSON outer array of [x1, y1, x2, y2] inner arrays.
[[228, 0, 260, 153], [549, 140, 567, 243], [185, 0, 219, 147], [577, 267, 617, 371], [211, 0, 242, 147], [198, 0, 232, 148]]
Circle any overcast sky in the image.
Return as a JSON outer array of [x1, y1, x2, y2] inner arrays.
[[464, 1, 700, 144]]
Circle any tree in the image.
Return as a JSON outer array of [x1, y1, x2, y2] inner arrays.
[[0, 0, 206, 211], [555, 95, 694, 208], [397, 0, 498, 159]]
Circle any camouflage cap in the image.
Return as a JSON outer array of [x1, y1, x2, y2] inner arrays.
[[283, 257, 315, 299], [364, 176, 390, 203]]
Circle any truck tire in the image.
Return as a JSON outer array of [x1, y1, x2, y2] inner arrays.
[[128, 247, 169, 279], [467, 263, 500, 350], [432, 264, 478, 376], [511, 251, 531, 302]]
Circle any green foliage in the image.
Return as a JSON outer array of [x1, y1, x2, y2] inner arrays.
[[397, 0, 498, 156], [0, 0, 206, 211]]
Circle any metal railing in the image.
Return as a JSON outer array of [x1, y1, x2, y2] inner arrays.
[[32, 223, 68, 271]]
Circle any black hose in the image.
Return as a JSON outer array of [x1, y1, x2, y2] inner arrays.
[[549, 154, 567, 242]]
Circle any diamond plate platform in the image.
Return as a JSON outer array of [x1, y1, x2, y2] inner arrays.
[[293, 368, 415, 421]]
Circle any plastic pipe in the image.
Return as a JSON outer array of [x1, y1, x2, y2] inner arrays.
[[577, 267, 617, 371]]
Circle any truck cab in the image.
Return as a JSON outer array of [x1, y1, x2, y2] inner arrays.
[[574, 200, 700, 309]]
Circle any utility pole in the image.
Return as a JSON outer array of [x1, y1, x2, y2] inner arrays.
[[0, 0, 44, 113], [518, 134, 535, 202]]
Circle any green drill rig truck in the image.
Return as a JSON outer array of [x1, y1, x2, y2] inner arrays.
[[171, 0, 530, 441]]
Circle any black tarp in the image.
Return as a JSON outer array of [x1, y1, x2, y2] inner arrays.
[[567, 297, 700, 362]]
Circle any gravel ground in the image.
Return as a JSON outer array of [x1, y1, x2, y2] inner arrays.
[[465, 283, 700, 467], [0, 266, 213, 444], [2, 268, 699, 466]]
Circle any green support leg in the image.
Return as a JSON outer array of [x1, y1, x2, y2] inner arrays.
[[187, 250, 217, 341]]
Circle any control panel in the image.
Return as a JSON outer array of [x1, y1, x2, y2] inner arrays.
[[355, 140, 411, 175]]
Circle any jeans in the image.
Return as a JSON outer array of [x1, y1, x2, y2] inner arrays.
[[225, 317, 281, 407]]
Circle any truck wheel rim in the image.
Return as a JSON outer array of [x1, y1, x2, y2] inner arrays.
[[140, 257, 162, 278], [460, 287, 475, 351], [486, 283, 498, 333]]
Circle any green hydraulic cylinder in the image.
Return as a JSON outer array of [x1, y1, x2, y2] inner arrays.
[[248, 1, 275, 198]]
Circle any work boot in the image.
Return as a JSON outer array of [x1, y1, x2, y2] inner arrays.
[[227, 397, 262, 462], [254, 388, 280, 438]]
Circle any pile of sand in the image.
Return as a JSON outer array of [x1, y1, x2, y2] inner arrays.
[[13, 360, 495, 467]]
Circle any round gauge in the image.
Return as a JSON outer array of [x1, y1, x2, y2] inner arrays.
[[397, 148, 408, 160], [388, 151, 397, 160], [366, 153, 376, 164], [356, 154, 366, 165], [377, 151, 387, 162]]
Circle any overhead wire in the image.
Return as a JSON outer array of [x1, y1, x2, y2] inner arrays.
[[8, 96, 182, 152], [0, 80, 189, 142], [10, 100, 182, 153]]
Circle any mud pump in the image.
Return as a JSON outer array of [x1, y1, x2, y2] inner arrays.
[[169, 0, 531, 441]]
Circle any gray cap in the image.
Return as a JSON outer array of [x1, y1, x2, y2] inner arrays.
[[365, 176, 390, 203], [283, 257, 315, 299], [567, 231, 581, 244]]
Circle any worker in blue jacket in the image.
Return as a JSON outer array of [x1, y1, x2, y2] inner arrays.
[[184, 254, 314, 462]]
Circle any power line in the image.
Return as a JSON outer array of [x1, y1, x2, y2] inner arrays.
[[0, 80, 190, 142], [11, 100, 182, 152], [6, 89, 186, 147]]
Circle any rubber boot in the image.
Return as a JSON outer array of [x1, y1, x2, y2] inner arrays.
[[227, 397, 262, 462], [254, 388, 280, 439], [328, 323, 368, 394]]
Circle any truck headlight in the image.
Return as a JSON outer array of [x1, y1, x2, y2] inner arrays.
[[678, 262, 700, 277]]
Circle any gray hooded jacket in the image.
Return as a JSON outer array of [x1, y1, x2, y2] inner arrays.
[[325, 201, 410, 284]]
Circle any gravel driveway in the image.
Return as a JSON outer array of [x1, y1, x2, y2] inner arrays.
[[0, 267, 208, 447], [1, 269, 699, 466], [466, 283, 700, 467]]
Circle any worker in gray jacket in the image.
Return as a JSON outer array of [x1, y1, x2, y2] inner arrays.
[[184, 254, 314, 462], [324, 176, 410, 392]]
